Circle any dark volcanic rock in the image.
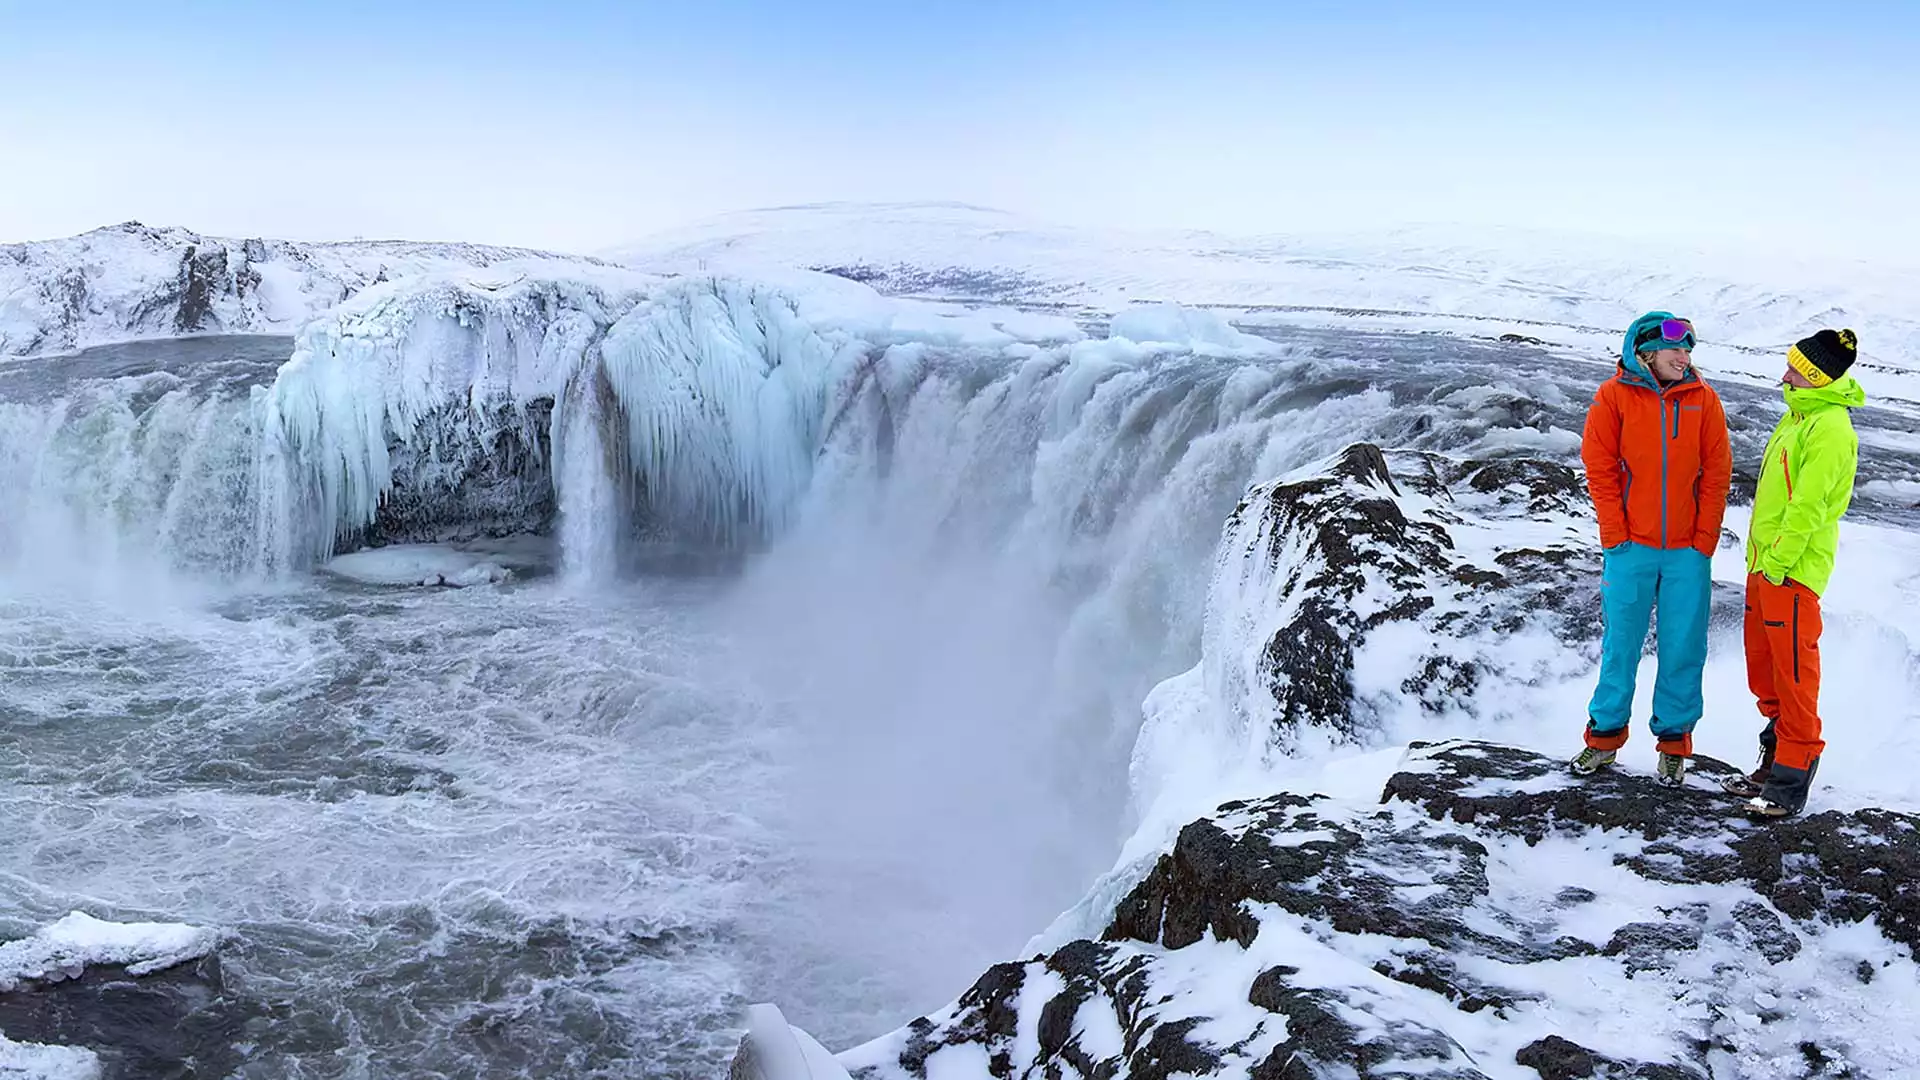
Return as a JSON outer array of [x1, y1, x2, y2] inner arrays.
[[353, 397, 560, 550], [1219, 443, 1598, 742], [831, 741, 1920, 1080], [1235, 444, 1453, 737], [1515, 1035, 1707, 1080], [126, 243, 256, 337], [0, 953, 262, 1079], [1384, 741, 1920, 954]]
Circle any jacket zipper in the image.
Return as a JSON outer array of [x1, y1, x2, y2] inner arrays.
[[1659, 394, 1669, 548]]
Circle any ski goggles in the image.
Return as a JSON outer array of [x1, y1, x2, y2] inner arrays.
[[1634, 317, 1695, 352]]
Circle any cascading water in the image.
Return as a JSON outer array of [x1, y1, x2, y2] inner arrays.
[[553, 367, 624, 585], [0, 337, 291, 588]]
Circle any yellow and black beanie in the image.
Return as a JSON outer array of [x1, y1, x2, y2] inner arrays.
[[1786, 329, 1858, 387]]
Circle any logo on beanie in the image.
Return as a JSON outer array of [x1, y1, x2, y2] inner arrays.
[[1786, 329, 1858, 388]]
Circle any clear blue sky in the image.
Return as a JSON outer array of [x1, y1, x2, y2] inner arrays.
[[2, 0, 1916, 256]]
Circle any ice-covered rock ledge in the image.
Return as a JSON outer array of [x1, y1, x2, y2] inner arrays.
[[1127, 441, 1627, 852], [827, 740, 1920, 1079], [0, 912, 257, 1078]]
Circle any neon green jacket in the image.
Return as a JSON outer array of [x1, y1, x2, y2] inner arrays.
[[1746, 376, 1864, 595]]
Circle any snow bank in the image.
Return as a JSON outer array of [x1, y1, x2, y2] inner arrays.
[[0, 1034, 98, 1080], [0, 910, 218, 991]]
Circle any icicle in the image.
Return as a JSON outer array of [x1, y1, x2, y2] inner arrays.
[[598, 278, 841, 545]]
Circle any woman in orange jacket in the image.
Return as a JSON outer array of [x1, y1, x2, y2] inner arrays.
[[1570, 311, 1732, 785]]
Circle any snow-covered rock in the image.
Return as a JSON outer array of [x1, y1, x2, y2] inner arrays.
[[0, 1033, 97, 1080], [0, 222, 617, 358], [1128, 442, 1610, 836], [774, 439, 1920, 1078], [835, 739, 1920, 1079], [0, 912, 253, 1078], [0, 911, 217, 990]]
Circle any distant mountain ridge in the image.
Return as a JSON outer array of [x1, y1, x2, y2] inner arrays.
[[609, 202, 1920, 374], [0, 222, 615, 357]]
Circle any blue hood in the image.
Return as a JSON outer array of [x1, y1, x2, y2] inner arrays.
[[1619, 310, 1695, 391]]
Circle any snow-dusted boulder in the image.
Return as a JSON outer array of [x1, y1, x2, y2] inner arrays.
[[0, 912, 255, 1077], [834, 740, 1920, 1079]]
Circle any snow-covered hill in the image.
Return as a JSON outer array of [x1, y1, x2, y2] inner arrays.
[[611, 202, 1920, 400], [0, 222, 616, 357]]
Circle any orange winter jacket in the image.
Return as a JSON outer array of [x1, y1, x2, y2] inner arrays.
[[1581, 354, 1732, 556]]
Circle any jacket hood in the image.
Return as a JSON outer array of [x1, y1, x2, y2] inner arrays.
[[1617, 310, 1696, 392], [1783, 375, 1866, 414]]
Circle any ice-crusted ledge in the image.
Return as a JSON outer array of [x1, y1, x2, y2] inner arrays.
[[259, 265, 655, 566], [0, 911, 225, 1080], [0, 911, 256, 1078], [1120, 442, 1609, 879], [0, 911, 218, 992]]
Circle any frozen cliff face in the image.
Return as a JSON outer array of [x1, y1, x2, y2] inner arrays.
[[256, 268, 648, 567], [253, 268, 857, 569]]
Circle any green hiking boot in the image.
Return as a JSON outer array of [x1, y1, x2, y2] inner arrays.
[[1569, 746, 1617, 776], [1656, 752, 1688, 787]]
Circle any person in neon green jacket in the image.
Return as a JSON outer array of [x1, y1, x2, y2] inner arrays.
[[1723, 329, 1863, 818]]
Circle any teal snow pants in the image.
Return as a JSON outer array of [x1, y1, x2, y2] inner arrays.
[[1587, 542, 1713, 749]]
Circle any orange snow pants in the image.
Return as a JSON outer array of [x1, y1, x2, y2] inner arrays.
[[1744, 572, 1825, 786]]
